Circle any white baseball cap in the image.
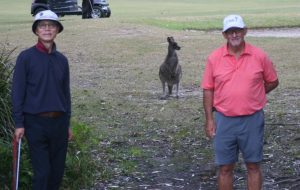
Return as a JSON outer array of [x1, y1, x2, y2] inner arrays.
[[223, 14, 246, 32], [32, 10, 63, 34]]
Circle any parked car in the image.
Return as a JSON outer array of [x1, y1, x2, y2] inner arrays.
[[31, 0, 50, 16], [31, 0, 111, 18], [93, 0, 111, 18]]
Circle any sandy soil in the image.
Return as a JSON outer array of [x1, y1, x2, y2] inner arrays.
[[209, 27, 300, 38], [248, 28, 300, 38]]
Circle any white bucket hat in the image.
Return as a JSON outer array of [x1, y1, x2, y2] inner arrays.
[[223, 14, 246, 32], [32, 10, 63, 34]]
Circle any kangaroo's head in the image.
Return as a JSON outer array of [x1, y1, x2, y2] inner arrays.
[[167, 37, 181, 51]]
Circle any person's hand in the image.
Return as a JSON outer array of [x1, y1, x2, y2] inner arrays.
[[205, 119, 216, 139], [68, 128, 73, 141], [14, 128, 25, 143]]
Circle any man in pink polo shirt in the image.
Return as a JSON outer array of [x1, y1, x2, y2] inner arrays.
[[201, 15, 279, 190]]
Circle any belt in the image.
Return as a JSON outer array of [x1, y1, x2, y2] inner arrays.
[[37, 112, 64, 118]]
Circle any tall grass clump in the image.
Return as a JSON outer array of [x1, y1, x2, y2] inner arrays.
[[0, 43, 16, 189], [0, 43, 15, 188], [0, 43, 32, 189], [0, 43, 15, 140]]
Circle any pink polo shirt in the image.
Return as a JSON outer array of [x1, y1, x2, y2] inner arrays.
[[201, 43, 278, 116]]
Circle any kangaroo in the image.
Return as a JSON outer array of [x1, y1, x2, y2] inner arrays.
[[159, 36, 182, 99]]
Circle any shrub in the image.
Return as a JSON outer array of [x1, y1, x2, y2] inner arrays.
[[0, 43, 32, 189], [0, 43, 18, 189], [0, 43, 15, 140]]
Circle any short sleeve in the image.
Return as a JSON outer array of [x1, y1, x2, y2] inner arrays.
[[262, 55, 278, 83], [201, 58, 214, 90]]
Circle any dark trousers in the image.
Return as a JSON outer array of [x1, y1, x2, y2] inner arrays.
[[24, 114, 69, 190], [82, 0, 94, 19]]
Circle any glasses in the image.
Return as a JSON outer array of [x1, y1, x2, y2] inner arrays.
[[225, 28, 244, 35], [37, 22, 58, 30]]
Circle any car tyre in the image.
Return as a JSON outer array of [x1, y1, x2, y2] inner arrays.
[[92, 6, 102, 18], [106, 7, 111, 17]]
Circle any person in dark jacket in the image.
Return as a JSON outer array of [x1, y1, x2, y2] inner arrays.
[[12, 10, 72, 190], [82, 0, 94, 19]]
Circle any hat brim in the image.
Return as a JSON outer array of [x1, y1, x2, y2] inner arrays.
[[32, 20, 63, 34], [223, 26, 245, 32], [223, 23, 246, 32]]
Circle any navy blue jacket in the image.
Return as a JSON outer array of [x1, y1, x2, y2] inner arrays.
[[12, 43, 71, 128]]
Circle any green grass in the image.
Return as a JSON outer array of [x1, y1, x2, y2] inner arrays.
[[109, 0, 300, 30], [63, 120, 101, 189], [1, 0, 300, 32]]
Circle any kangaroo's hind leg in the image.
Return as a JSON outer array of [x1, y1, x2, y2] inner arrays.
[[175, 83, 180, 98], [168, 85, 173, 96], [160, 81, 168, 100]]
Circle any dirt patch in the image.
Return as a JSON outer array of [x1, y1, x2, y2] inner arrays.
[[209, 27, 300, 38], [248, 28, 300, 38]]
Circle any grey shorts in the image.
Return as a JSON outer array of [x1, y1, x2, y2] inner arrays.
[[213, 110, 264, 166]]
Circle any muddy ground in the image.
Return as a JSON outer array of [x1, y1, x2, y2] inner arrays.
[[87, 90, 300, 190]]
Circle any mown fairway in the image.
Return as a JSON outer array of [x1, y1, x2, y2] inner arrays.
[[1, 0, 300, 189]]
